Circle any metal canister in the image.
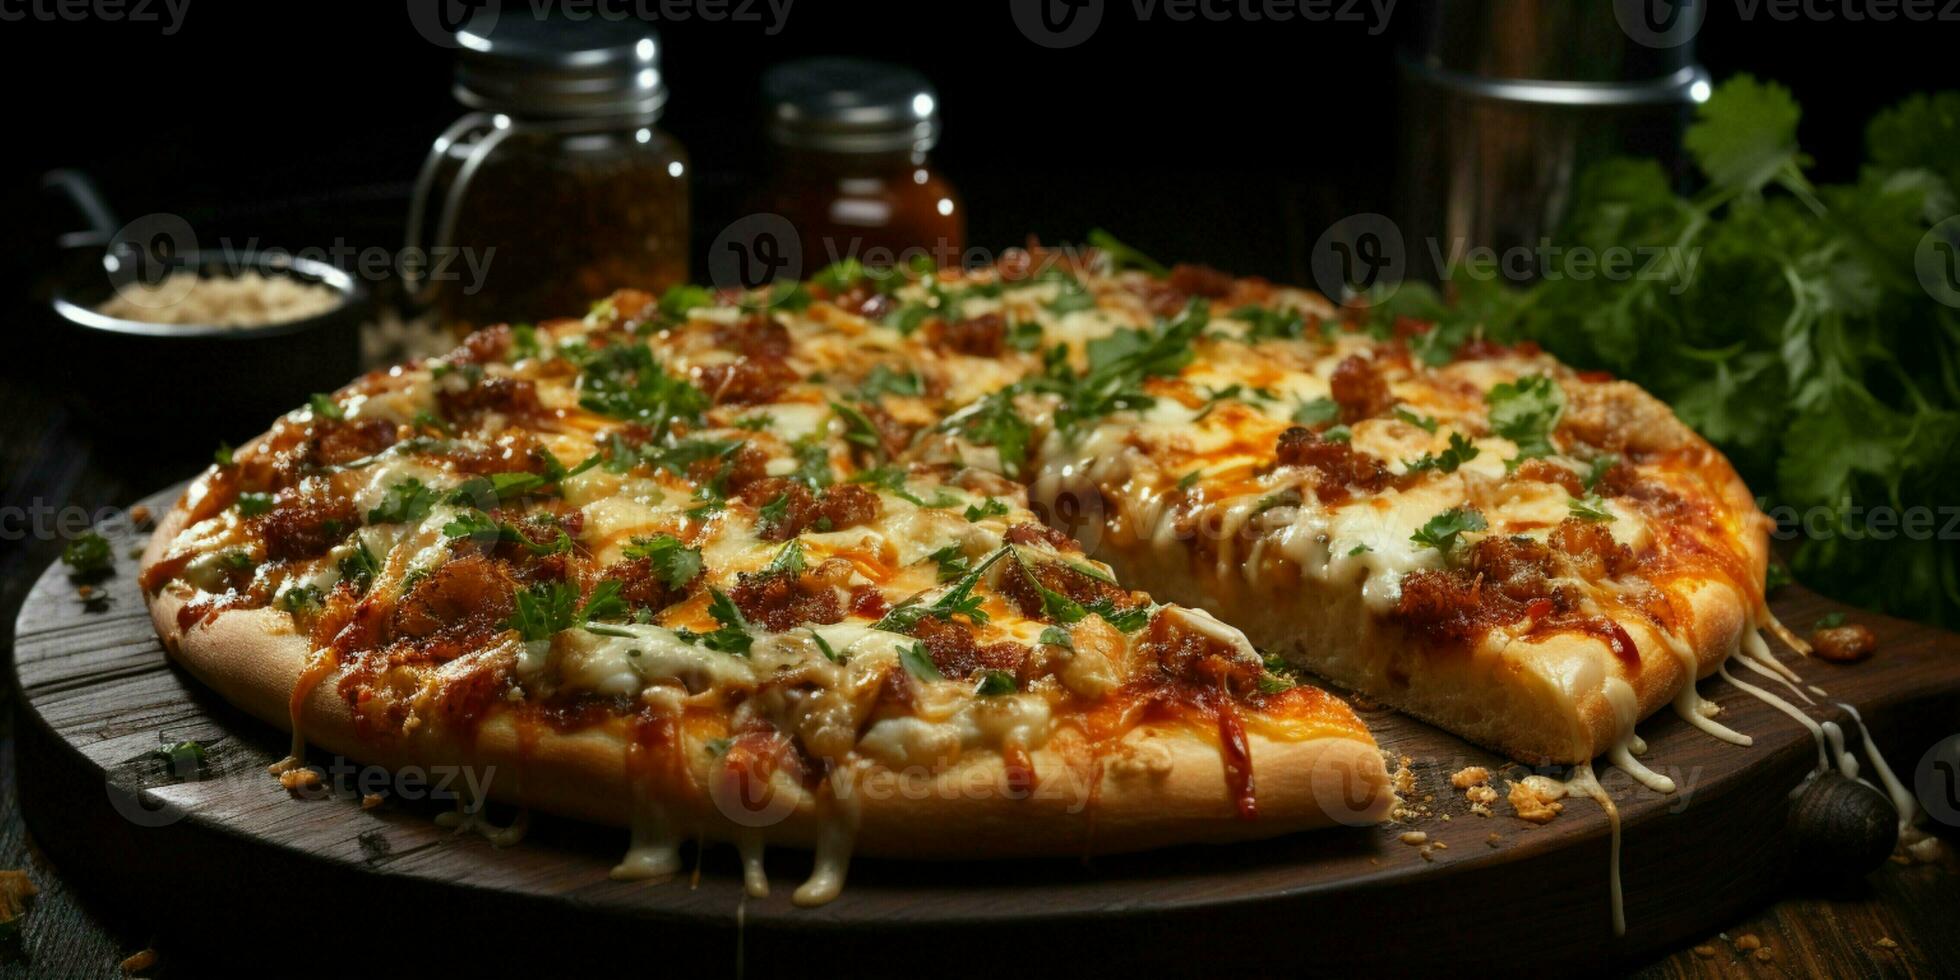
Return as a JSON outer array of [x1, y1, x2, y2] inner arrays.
[[1396, 0, 1710, 284]]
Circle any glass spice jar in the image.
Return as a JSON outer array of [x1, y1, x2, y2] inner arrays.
[[750, 58, 963, 272], [407, 14, 689, 331]]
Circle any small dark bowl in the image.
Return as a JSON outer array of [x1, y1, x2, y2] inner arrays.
[[50, 249, 369, 449]]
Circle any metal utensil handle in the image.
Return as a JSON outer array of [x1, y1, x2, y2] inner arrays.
[[404, 112, 506, 307]]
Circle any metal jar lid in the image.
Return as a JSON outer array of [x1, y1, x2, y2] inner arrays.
[[453, 13, 667, 119], [762, 58, 940, 154]]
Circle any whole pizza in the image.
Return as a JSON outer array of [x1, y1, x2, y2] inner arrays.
[[138, 246, 1771, 904]]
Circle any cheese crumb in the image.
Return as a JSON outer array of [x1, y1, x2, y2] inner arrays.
[[1735, 934, 1762, 951], [120, 949, 158, 975], [361, 793, 385, 810], [1691, 945, 1717, 959], [1875, 937, 1900, 950], [1398, 831, 1428, 845], [1506, 780, 1564, 823], [1449, 766, 1490, 789]]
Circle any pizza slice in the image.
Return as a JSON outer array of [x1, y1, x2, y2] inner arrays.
[[138, 289, 1392, 906], [796, 253, 1773, 768]]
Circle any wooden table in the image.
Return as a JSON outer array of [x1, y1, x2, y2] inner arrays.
[[1, 373, 1955, 977]]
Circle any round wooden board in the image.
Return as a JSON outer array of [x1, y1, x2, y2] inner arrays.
[[13, 485, 1960, 976]]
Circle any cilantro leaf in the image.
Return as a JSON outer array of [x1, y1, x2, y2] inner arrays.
[[1410, 506, 1487, 555], [1486, 375, 1564, 469], [367, 479, 437, 525], [622, 533, 704, 590]]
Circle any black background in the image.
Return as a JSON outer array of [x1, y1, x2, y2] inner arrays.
[[1, 0, 1949, 293]]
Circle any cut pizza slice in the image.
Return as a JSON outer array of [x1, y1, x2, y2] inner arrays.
[[796, 254, 1773, 768], [138, 297, 1393, 906]]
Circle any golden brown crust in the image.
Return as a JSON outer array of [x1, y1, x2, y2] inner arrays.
[[142, 498, 1394, 857], [1085, 442, 1769, 766]]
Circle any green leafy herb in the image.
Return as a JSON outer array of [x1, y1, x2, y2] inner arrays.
[[1583, 455, 1621, 493], [765, 539, 807, 576], [1292, 397, 1339, 426], [309, 393, 344, 420], [975, 670, 1018, 696], [1394, 407, 1440, 433], [1233, 304, 1306, 342], [899, 641, 943, 681], [576, 343, 708, 439], [149, 740, 206, 772], [1177, 469, 1203, 490], [232, 492, 274, 518], [1045, 276, 1098, 315], [809, 628, 841, 663], [1813, 611, 1848, 630], [1568, 494, 1615, 522], [1402, 432, 1481, 475], [1410, 506, 1487, 555], [1086, 228, 1168, 277], [338, 540, 380, 592], [367, 479, 437, 525], [927, 544, 970, 582], [62, 532, 114, 577], [1038, 625, 1073, 649], [964, 498, 1010, 522], [831, 399, 888, 459], [213, 443, 235, 466], [1321, 424, 1352, 443], [621, 533, 704, 590], [280, 585, 325, 612], [1485, 375, 1564, 469], [857, 364, 925, 400], [946, 389, 1031, 478]]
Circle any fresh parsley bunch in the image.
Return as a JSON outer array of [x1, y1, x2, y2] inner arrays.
[[1409, 77, 1960, 624]]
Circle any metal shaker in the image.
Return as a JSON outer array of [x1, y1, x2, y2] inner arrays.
[[1395, 0, 1710, 285]]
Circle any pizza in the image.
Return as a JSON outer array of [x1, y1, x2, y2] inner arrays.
[[137, 243, 1772, 902], [136, 260, 1394, 906]]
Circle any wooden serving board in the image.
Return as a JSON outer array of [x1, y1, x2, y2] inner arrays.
[[12, 485, 1960, 976]]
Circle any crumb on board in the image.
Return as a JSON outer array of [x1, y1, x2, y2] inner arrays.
[[361, 793, 385, 810], [1507, 780, 1565, 824], [128, 504, 153, 529], [76, 584, 95, 600], [120, 948, 157, 975], [278, 768, 321, 792], [1399, 831, 1428, 846], [1450, 766, 1490, 789], [1692, 944, 1718, 959], [1754, 947, 1774, 963], [1735, 934, 1762, 951], [0, 869, 37, 924], [1875, 937, 1900, 950], [1810, 623, 1877, 663], [1391, 755, 1416, 795], [1485, 832, 1503, 848]]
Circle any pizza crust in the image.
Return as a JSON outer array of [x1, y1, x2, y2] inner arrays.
[[141, 500, 1395, 860], [1083, 447, 1770, 766]]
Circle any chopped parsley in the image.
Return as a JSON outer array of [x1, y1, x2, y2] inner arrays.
[[338, 540, 381, 592], [1568, 494, 1615, 522], [1814, 611, 1848, 630], [926, 544, 970, 582], [213, 443, 235, 466], [899, 641, 943, 681], [1410, 506, 1488, 555], [684, 589, 753, 655], [764, 539, 807, 576], [1393, 407, 1440, 433], [856, 364, 925, 400], [508, 580, 629, 642], [1402, 432, 1481, 475], [367, 478, 437, 525], [61, 532, 114, 578], [576, 343, 708, 439], [1038, 625, 1073, 649], [280, 585, 325, 612], [809, 628, 841, 663], [830, 399, 888, 460], [309, 393, 344, 420], [621, 533, 703, 590], [236, 492, 275, 517], [1086, 228, 1168, 277], [1582, 454, 1621, 492], [945, 389, 1031, 478], [1486, 375, 1564, 470], [964, 498, 1010, 522], [975, 670, 1018, 696], [851, 466, 962, 509], [1291, 396, 1339, 426], [1233, 304, 1306, 342], [149, 740, 206, 772]]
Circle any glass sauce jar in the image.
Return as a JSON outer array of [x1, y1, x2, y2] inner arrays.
[[408, 15, 689, 331], [751, 59, 963, 271]]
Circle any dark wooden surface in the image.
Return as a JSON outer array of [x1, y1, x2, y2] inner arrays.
[[3, 465, 1957, 976]]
